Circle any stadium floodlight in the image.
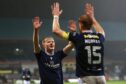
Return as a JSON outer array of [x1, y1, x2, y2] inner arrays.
[[14, 48, 24, 55]]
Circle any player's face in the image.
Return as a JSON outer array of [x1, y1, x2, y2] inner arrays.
[[44, 38, 55, 51], [68, 23, 77, 32]]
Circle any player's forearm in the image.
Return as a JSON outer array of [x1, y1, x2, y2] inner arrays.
[[92, 18, 105, 37], [63, 41, 74, 54], [33, 29, 40, 53], [52, 16, 69, 40], [52, 16, 62, 35]]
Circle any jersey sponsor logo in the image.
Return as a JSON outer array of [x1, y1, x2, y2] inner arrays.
[[50, 61, 54, 65], [45, 62, 60, 69], [84, 34, 99, 39]]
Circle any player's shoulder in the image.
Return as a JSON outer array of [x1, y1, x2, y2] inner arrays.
[[55, 50, 67, 56], [97, 33, 105, 39], [95, 33, 105, 42], [91, 32, 105, 38], [69, 32, 80, 37], [34, 49, 43, 54], [34, 49, 45, 58], [55, 50, 64, 54]]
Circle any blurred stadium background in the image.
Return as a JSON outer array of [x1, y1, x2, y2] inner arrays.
[[0, 0, 126, 84]]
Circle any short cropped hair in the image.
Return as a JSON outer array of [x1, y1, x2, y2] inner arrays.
[[78, 15, 93, 30], [42, 36, 54, 44]]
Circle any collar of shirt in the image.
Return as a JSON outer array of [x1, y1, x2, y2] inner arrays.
[[83, 30, 93, 33], [45, 51, 54, 56]]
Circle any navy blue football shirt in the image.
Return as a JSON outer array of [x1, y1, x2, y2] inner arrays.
[[35, 50, 67, 84], [68, 32, 105, 77]]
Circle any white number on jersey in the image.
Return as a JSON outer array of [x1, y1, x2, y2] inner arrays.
[[85, 46, 101, 64]]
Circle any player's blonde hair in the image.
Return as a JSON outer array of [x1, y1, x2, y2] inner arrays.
[[42, 36, 54, 46]]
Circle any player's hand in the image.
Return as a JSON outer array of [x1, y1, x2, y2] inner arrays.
[[51, 2, 63, 16], [69, 27, 76, 32], [32, 16, 42, 29], [85, 3, 95, 20], [69, 26, 76, 32]]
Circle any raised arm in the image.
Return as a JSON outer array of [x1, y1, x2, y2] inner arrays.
[[51, 2, 69, 40], [32, 16, 42, 53], [63, 41, 74, 54], [85, 3, 105, 37]]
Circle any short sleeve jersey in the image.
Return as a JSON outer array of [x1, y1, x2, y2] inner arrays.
[[68, 32, 105, 77], [35, 50, 67, 84]]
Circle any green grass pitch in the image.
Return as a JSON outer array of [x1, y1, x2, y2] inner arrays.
[[64, 80, 126, 84]]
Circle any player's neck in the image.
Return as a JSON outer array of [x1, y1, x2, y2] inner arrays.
[[81, 30, 93, 33], [45, 49, 54, 56]]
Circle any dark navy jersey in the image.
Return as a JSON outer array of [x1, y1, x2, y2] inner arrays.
[[35, 50, 67, 84], [22, 69, 31, 80], [68, 32, 105, 77]]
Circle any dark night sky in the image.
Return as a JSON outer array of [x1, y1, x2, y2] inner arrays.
[[0, 0, 126, 40], [0, 0, 126, 21]]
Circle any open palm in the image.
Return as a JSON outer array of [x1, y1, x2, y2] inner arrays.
[[32, 16, 42, 29]]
